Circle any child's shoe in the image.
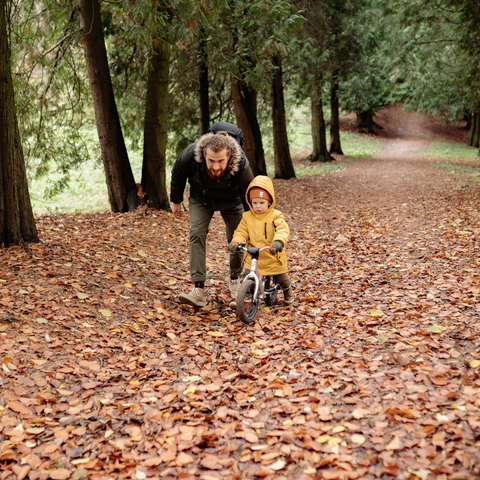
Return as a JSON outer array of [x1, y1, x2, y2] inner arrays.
[[283, 287, 294, 304]]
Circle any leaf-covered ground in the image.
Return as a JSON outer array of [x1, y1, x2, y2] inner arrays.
[[1, 108, 480, 480]]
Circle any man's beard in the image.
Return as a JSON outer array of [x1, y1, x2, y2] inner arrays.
[[207, 168, 226, 179]]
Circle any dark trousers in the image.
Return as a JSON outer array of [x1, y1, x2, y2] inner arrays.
[[243, 270, 291, 290], [188, 198, 244, 282]]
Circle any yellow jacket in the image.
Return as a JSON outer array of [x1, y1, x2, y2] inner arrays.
[[232, 176, 289, 275]]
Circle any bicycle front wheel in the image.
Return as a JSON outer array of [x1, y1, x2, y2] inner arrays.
[[236, 279, 258, 324]]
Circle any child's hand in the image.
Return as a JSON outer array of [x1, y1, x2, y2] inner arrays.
[[228, 242, 239, 252], [269, 241, 283, 255]]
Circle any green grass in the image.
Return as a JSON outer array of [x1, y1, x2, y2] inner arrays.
[[421, 140, 479, 160], [433, 163, 480, 174]]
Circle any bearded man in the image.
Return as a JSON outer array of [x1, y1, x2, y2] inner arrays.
[[170, 122, 254, 307]]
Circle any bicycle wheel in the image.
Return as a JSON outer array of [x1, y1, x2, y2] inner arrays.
[[264, 276, 278, 306], [236, 279, 258, 324]]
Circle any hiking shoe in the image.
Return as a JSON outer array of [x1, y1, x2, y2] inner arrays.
[[283, 287, 294, 304], [178, 288, 207, 307], [229, 278, 240, 299]]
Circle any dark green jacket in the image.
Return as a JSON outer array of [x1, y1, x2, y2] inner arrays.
[[170, 126, 254, 212]]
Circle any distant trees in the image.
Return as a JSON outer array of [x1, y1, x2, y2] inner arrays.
[[388, 0, 480, 153]]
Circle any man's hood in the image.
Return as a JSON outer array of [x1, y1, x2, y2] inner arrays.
[[245, 175, 276, 212], [194, 133, 242, 176]]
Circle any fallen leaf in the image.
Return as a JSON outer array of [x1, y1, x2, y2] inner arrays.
[[385, 436, 402, 450], [49, 469, 71, 480], [209, 331, 224, 337], [176, 452, 194, 466], [350, 434, 365, 445], [268, 459, 286, 471]]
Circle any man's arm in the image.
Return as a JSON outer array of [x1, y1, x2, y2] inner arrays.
[[170, 143, 196, 205]]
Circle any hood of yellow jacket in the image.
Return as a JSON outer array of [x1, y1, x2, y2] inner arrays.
[[245, 175, 275, 213]]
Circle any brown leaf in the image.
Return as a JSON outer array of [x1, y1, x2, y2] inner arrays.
[[385, 436, 402, 450], [49, 469, 71, 480], [176, 452, 194, 466], [200, 454, 223, 470], [12, 465, 31, 480]]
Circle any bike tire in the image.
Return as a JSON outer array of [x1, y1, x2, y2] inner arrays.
[[264, 276, 278, 307], [236, 279, 258, 324]]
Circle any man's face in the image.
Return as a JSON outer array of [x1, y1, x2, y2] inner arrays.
[[205, 148, 229, 178]]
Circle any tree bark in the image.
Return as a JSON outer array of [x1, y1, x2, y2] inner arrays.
[[198, 28, 210, 135], [310, 76, 332, 163], [0, 0, 38, 247], [78, 0, 138, 213], [469, 111, 480, 149], [356, 110, 374, 134], [328, 73, 344, 155], [271, 53, 295, 179], [141, 37, 170, 211], [231, 77, 267, 176]]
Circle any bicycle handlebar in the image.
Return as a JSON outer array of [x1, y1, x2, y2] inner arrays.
[[238, 241, 282, 254]]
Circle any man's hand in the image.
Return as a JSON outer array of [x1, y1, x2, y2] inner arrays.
[[269, 241, 283, 255], [171, 203, 182, 219], [228, 242, 239, 252]]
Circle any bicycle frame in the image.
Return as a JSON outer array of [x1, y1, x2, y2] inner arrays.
[[243, 253, 265, 302]]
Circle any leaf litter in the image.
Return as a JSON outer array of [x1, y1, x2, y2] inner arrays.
[[1, 128, 480, 479]]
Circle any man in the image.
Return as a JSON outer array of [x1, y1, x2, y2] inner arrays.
[[170, 122, 254, 307]]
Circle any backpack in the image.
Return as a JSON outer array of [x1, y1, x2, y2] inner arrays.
[[206, 122, 245, 148]]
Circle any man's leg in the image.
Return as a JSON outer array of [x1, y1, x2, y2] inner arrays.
[[178, 198, 213, 307], [189, 198, 214, 282], [221, 203, 244, 300]]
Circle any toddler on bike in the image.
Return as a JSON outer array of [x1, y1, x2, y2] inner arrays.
[[229, 175, 294, 304]]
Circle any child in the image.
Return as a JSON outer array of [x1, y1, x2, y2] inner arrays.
[[228, 175, 294, 304]]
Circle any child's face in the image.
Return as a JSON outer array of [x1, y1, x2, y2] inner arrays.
[[251, 197, 270, 214]]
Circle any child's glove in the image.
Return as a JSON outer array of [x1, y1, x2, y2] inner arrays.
[[269, 241, 283, 255], [228, 242, 239, 252]]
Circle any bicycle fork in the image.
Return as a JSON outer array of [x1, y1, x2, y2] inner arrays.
[[244, 257, 264, 304]]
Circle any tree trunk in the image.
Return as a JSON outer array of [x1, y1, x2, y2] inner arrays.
[[198, 28, 210, 135], [78, 0, 138, 213], [328, 73, 344, 155], [356, 111, 374, 134], [310, 77, 332, 163], [470, 111, 480, 148], [0, 0, 38, 247], [271, 53, 295, 179], [141, 37, 170, 211], [231, 77, 267, 176]]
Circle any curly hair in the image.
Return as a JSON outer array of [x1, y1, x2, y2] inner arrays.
[[201, 131, 238, 158]]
